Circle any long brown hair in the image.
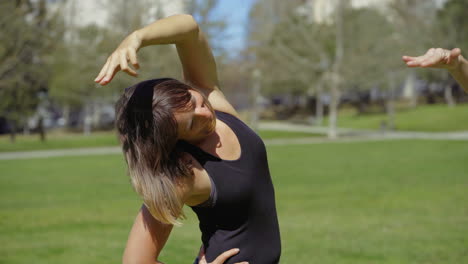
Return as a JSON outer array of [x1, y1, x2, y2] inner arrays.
[[115, 78, 194, 225]]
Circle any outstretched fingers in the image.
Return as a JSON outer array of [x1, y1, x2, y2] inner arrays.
[[403, 48, 434, 67], [101, 55, 120, 85], [94, 49, 139, 86], [94, 59, 110, 83]]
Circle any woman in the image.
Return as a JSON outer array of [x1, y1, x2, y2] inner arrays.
[[94, 14, 281, 264], [403, 47, 468, 92]]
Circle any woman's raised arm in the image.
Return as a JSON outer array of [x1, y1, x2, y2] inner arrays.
[[94, 14, 238, 116]]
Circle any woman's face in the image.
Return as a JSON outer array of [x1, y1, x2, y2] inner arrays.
[[174, 89, 216, 143]]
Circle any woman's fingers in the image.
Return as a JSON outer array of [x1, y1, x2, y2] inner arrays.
[[403, 48, 445, 68], [197, 248, 247, 264], [120, 51, 138, 77], [95, 49, 139, 86], [451, 48, 461, 58], [405, 56, 425, 67], [94, 58, 110, 83], [96, 59, 112, 84], [101, 56, 119, 85], [211, 248, 242, 264], [448, 48, 461, 65], [128, 48, 140, 70], [402, 55, 417, 62]]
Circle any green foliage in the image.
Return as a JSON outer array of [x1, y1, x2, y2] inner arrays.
[[49, 24, 111, 107], [1, 140, 468, 263], [0, 0, 61, 129], [437, 0, 468, 52], [388, 0, 444, 83], [49, 0, 183, 112], [341, 7, 404, 92], [249, 2, 409, 97]]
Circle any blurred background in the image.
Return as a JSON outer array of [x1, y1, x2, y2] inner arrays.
[[1, 0, 467, 141], [1, 0, 467, 264]]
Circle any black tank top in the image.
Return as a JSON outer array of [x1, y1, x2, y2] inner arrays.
[[181, 111, 281, 264]]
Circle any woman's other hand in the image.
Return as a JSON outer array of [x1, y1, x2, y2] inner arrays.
[[94, 32, 141, 86], [402, 47, 462, 71], [198, 247, 248, 264]]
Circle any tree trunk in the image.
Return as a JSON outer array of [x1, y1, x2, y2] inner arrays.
[[328, 0, 344, 139], [386, 72, 396, 131], [83, 102, 92, 136], [403, 72, 417, 108], [444, 82, 456, 107], [315, 93, 324, 126], [62, 104, 70, 127], [38, 116, 46, 142], [328, 87, 340, 139], [9, 119, 16, 143], [250, 69, 261, 131], [385, 99, 395, 131], [313, 81, 324, 126], [92, 99, 102, 128], [307, 83, 324, 126], [23, 118, 30, 135]]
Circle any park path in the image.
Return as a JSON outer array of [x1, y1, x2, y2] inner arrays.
[[1, 122, 468, 160]]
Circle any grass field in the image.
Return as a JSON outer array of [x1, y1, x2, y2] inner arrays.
[[0, 130, 321, 152], [331, 104, 468, 132], [1, 140, 467, 264]]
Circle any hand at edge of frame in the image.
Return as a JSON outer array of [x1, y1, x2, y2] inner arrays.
[[402, 47, 462, 71]]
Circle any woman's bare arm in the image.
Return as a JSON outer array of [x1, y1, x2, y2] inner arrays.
[[122, 183, 245, 264], [403, 48, 468, 92], [94, 14, 238, 117], [122, 205, 173, 264]]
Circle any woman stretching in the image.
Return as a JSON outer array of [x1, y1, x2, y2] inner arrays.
[[94, 14, 281, 264]]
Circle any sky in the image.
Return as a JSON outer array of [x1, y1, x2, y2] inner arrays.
[[61, 0, 256, 55], [210, 0, 256, 54]]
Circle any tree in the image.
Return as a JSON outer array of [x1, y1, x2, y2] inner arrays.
[[0, 0, 62, 142], [246, 0, 335, 126], [388, 0, 440, 108]]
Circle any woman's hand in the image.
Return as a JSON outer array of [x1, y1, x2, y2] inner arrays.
[[403, 47, 468, 92], [402, 47, 462, 71], [197, 247, 248, 264], [94, 32, 142, 86]]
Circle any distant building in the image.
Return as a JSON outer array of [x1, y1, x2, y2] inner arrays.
[[308, 0, 447, 23], [50, 0, 186, 28], [308, 0, 391, 23]]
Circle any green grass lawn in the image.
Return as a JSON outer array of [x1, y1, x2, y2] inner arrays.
[[330, 103, 468, 132], [0, 131, 121, 152], [0, 130, 321, 153], [1, 140, 467, 264]]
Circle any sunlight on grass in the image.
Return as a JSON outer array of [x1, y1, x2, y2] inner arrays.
[[1, 140, 467, 263]]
